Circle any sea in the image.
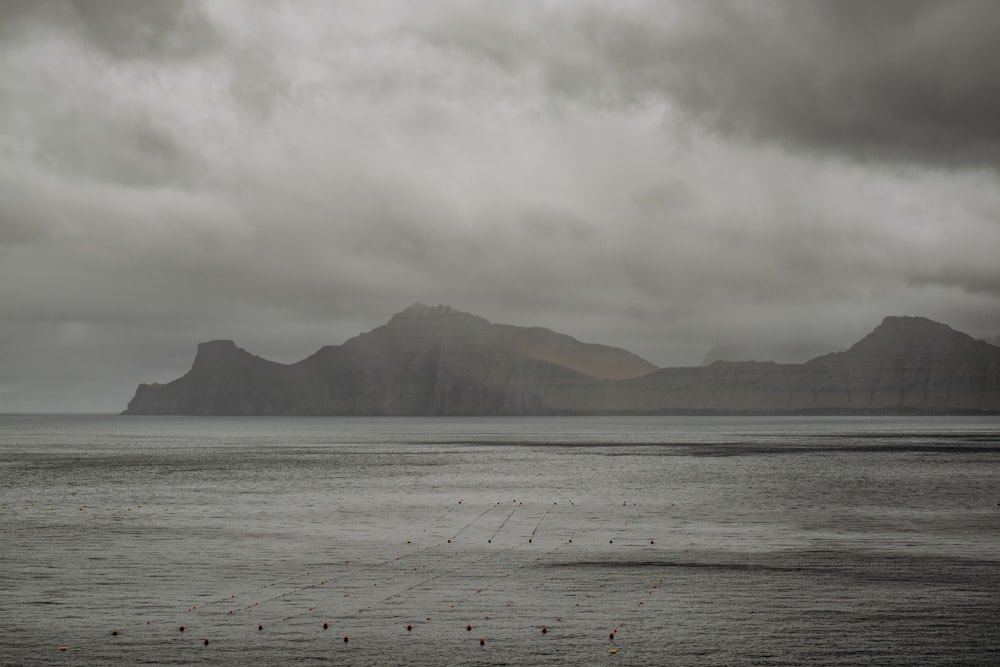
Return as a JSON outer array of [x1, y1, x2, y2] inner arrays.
[[1, 415, 998, 666]]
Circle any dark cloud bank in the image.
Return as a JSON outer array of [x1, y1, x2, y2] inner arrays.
[[1, 0, 999, 411]]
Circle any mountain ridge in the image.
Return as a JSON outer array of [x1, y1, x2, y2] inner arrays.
[[124, 307, 1000, 415]]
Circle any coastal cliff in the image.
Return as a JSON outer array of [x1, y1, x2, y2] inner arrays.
[[124, 307, 1000, 415]]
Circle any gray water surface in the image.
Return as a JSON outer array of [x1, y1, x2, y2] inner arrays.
[[1, 415, 998, 665]]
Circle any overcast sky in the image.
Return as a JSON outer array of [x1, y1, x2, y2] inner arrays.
[[2, 0, 1000, 412]]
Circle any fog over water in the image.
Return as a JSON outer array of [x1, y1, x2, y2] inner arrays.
[[2, 415, 998, 665], [2, 1, 1000, 411]]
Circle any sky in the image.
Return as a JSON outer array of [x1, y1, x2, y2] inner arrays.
[[2, 0, 1000, 412]]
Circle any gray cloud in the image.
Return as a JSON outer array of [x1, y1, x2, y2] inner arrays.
[[409, 0, 1000, 169], [1, 1, 999, 411], [73, 0, 220, 59], [660, 1, 1000, 168]]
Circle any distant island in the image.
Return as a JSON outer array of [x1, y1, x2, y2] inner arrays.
[[124, 304, 1000, 415]]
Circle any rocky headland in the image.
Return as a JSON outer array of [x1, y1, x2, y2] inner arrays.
[[124, 304, 1000, 415]]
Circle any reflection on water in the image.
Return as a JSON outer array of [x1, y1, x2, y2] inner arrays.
[[1, 415, 998, 665]]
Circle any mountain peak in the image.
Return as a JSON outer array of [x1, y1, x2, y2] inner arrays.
[[866, 316, 965, 343], [191, 339, 253, 373], [842, 315, 975, 359], [389, 303, 477, 323], [876, 316, 954, 332]]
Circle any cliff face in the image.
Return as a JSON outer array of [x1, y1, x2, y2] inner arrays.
[[539, 316, 1000, 414], [804, 316, 1000, 412], [126, 340, 315, 415], [124, 309, 1000, 415], [124, 304, 658, 416]]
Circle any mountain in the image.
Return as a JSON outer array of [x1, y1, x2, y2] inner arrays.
[[536, 316, 1000, 414], [124, 304, 657, 415], [124, 308, 1000, 415]]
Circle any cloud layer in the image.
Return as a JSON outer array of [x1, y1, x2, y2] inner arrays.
[[2, 0, 999, 411]]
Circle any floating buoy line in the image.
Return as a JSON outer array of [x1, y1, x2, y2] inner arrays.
[[109, 497, 686, 655]]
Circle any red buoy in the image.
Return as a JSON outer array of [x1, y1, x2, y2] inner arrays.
[[610, 632, 615, 640], [343, 635, 349, 643], [407, 624, 412, 631], [204, 639, 210, 646], [179, 625, 185, 632], [323, 622, 329, 630], [541, 627, 548, 634], [480, 638, 485, 646], [258, 624, 263, 631], [466, 624, 472, 631], [111, 630, 118, 637]]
